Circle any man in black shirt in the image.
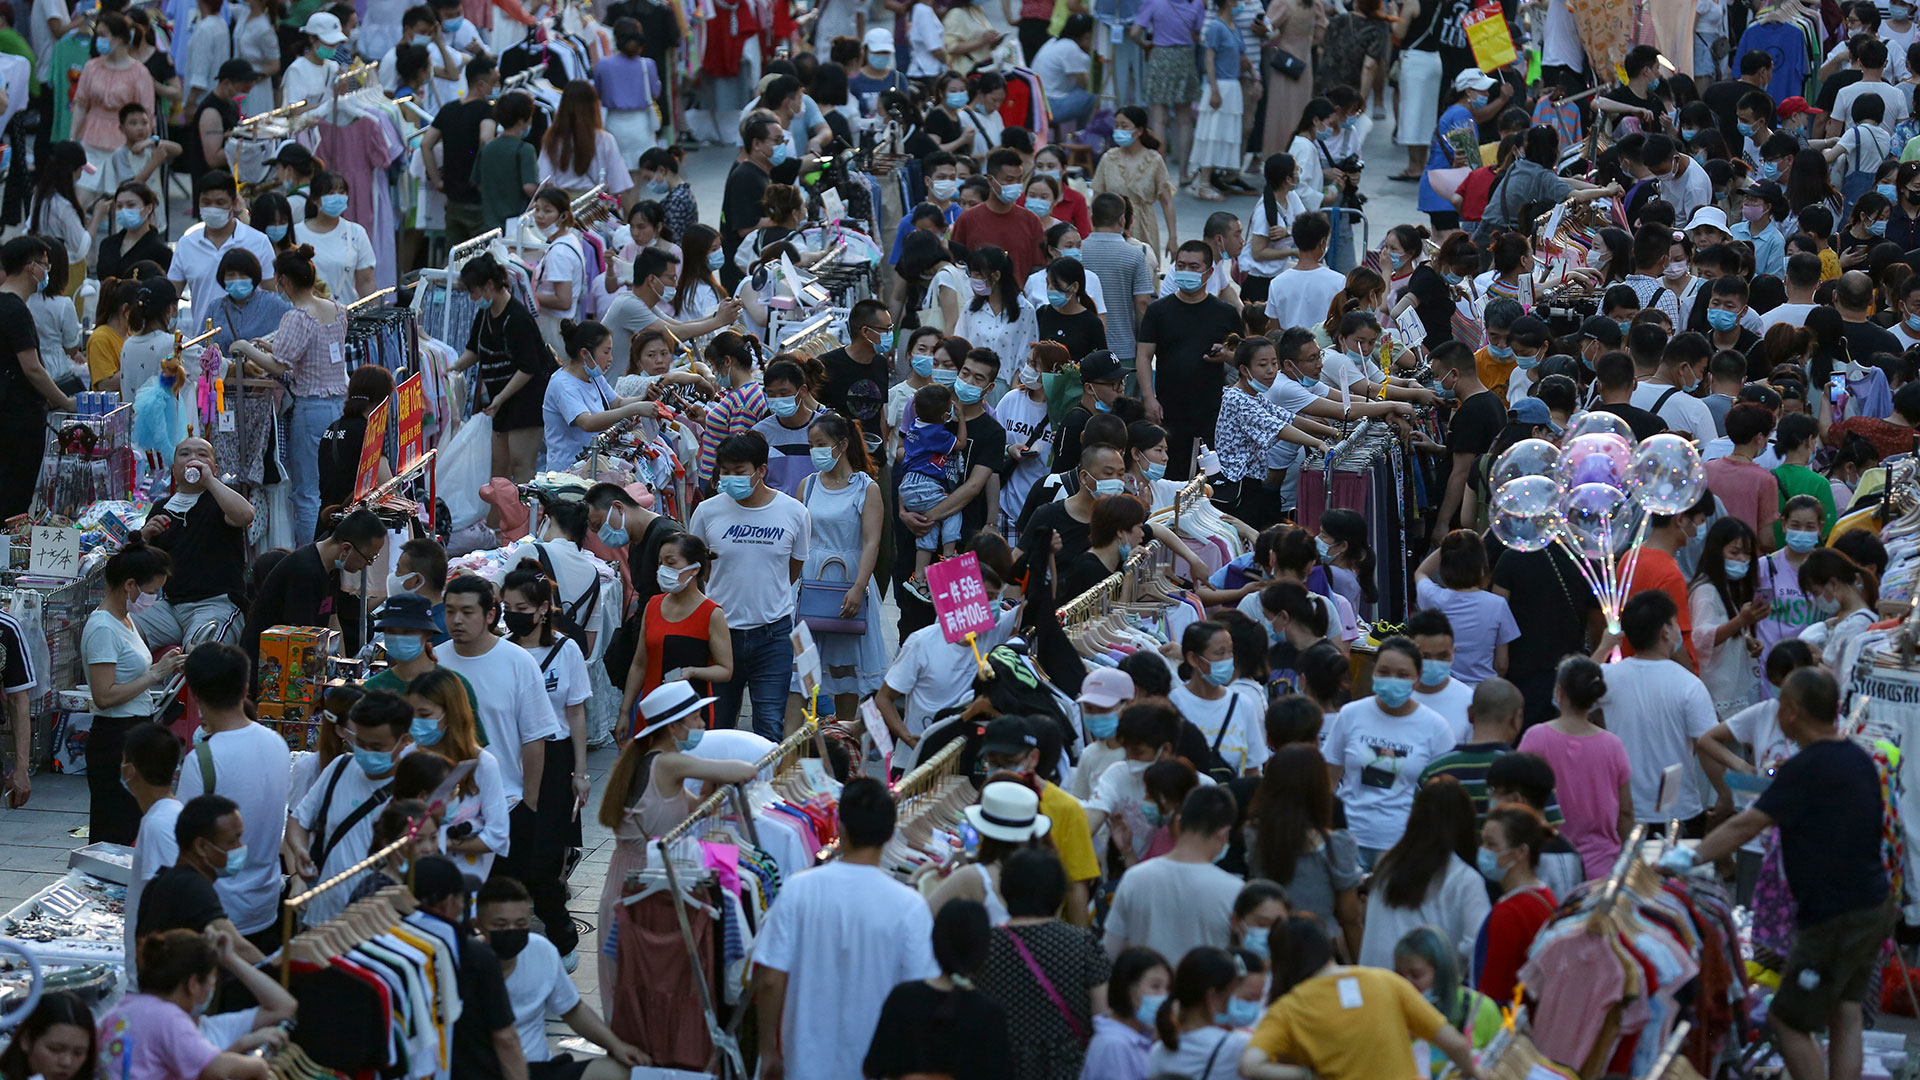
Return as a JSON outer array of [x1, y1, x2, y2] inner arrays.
[[1592, 350, 1669, 440], [413, 856, 521, 1080], [136, 793, 266, 963], [1703, 51, 1773, 149], [243, 508, 389, 682], [184, 60, 255, 180], [1489, 541, 1599, 723], [893, 350, 1009, 636], [424, 54, 498, 246], [1597, 45, 1664, 131], [1136, 240, 1242, 480], [1431, 340, 1504, 541], [0, 236, 70, 519], [816, 298, 895, 445], [1837, 270, 1901, 359], [136, 437, 254, 647], [719, 113, 782, 291], [1016, 441, 1124, 566]]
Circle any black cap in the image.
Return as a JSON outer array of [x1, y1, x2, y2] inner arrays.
[[1741, 382, 1784, 409], [272, 142, 314, 168], [1743, 179, 1786, 203], [1079, 349, 1124, 384], [411, 855, 467, 904], [1575, 315, 1623, 347], [217, 58, 260, 84], [981, 716, 1038, 756]]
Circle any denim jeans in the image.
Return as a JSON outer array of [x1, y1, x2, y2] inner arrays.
[[289, 394, 345, 541], [1050, 89, 1097, 128], [712, 617, 794, 739], [899, 472, 960, 552]]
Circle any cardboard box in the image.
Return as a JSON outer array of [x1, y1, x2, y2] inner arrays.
[[258, 626, 328, 704], [258, 701, 316, 750]]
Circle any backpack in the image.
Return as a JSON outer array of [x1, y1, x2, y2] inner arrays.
[[533, 543, 602, 644]]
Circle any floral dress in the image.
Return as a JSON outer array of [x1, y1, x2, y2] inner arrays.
[[1092, 148, 1174, 255]]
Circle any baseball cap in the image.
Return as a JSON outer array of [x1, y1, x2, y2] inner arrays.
[[1575, 315, 1624, 347], [862, 27, 895, 53], [1077, 668, 1135, 710], [1742, 179, 1786, 203], [1778, 96, 1823, 118], [1509, 396, 1563, 434], [217, 59, 260, 84], [981, 716, 1038, 757], [1452, 69, 1496, 92], [1080, 349, 1124, 384], [301, 11, 347, 43]]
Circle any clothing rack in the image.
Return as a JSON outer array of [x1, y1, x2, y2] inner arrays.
[[891, 734, 963, 801], [346, 286, 396, 312], [278, 832, 416, 985], [1055, 540, 1165, 625]]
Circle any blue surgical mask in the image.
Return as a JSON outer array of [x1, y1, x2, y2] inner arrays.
[[677, 730, 704, 751], [810, 446, 839, 471], [1442, 271, 1463, 285], [770, 143, 790, 166], [1093, 399, 1111, 412], [1906, 314, 1920, 332], [1117, 541, 1132, 561], [998, 183, 1024, 204], [1477, 847, 1507, 882], [1488, 343, 1513, 359], [598, 520, 630, 547], [442, 16, 465, 31], [1373, 675, 1414, 707], [266, 223, 288, 242], [1871, 219, 1889, 237], [1469, 92, 1488, 107], [1681, 128, 1699, 142], [115, 207, 144, 230], [707, 249, 725, 270], [660, 285, 678, 303], [1046, 288, 1069, 308], [216, 845, 247, 878], [410, 716, 444, 745], [353, 746, 395, 776], [1084, 710, 1119, 739], [1515, 352, 1540, 370], [1315, 536, 1335, 562], [1141, 802, 1165, 826], [1170, 270, 1205, 293], [1297, 374, 1316, 387], [717, 474, 754, 501], [1144, 461, 1166, 481], [955, 381, 984, 404], [946, 90, 970, 109], [410, 33, 432, 45], [1092, 478, 1125, 496], [876, 330, 896, 353], [1135, 993, 1166, 1027], [932, 368, 959, 387], [384, 633, 424, 662], [1785, 528, 1820, 552], [1060, 247, 1082, 262], [1707, 307, 1738, 332], [1206, 658, 1235, 686], [1737, 121, 1755, 137], [1881, 183, 1900, 202], [319, 192, 350, 217], [1387, 250, 1405, 269], [768, 395, 800, 417], [220, 278, 257, 303], [94, 36, 111, 54], [1223, 997, 1263, 1028], [1421, 658, 1452, 685], [1757, 161, 1778, 181], [1024, 196, 1051, 216], [1248, 376, 1270, 392], [912, 354, 935, 377], [1112, 128, 1135, 146], [1724, 558, 1750, 580], [1241, 925, 1270, 958], [647, 178, 671, 195]]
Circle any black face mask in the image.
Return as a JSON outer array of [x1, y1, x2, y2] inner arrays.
[[502, 610, 539, 637], [1905, 190, 1920, 206], [488, 928, 531, 960]]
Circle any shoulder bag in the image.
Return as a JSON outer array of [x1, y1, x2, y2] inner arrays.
[[1002, 926, 1089, 1046]]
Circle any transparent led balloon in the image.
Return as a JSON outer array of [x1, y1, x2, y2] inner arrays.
[[1563, 410, 1636, 443], [1490, 439, 1561, 490], [1491, 508, 1560, 552], [1624, 433, 1708, 514], [1493, 474, 1562, 518], [1558, 433, 1633, 489], [1560, 482, 1634, 558]]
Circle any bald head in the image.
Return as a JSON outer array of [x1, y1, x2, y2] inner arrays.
[[174, 438, 216, 490], [1468, 677, 1524, 742], [1779, 667, 1840, 744]]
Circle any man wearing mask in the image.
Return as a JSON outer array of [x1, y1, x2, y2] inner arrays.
[[1137, 240, 1241, 479], [951, 148, 1048, 281], [719, 113, 786, 289], [814, 299, 897, 449], [1103, 785, 1245, 961], [137, 437, 254, 647], [1017, 441, 1128, 565], [585, 481, 682, 613], [848, 29, 910, 115], [363, 593, 480, 712], [981, 717, 1098, 927], [243, 508, 388, 673], [384, 537, 450, 643], [475, 877, 651, 1079], [135, 793, 267, 964], [168, 170, 277, 330], [411, 856, 523, 1080], [599, 247, 741, 369], [285, 691, 413, 925]]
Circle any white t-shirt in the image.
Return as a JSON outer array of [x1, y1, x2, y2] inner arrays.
[[1356, 854, 1491, 969], [295, 218, 378, 306], [184, 11, 231, 94], [435, 638, 568, 802], [175, 722, 291, 934], [442, 746, 511, 880], [1596, 656, 1719, 821], [1167, 684, 1269, 774], [907, 4, 947, 77], [754, 861, 939, 1080], [295, 752, 411, 926], [27, 292, 82, 383], [1023, 267, 1109, 314], [281, 54, 340, 119], [1263, 264, 1346, 330], [126, 796, 182, 977], [1724, 698, 1793, 774], [503, 932, 579, 1062], [168, 222, 277, 329], [30, 0, 67, 82], [1541, 0, 1585, 69], [535, 234, 588, 324], [1323, 696, 1457, 850], [1241, 193, 1308, 277], [1412, 678, 1474, 742], [1630, 380, 1718, 440], [1032, 36, 1090, 99], [684, 728, 777, 794], [1834, 79, 1910, 126], [519, 636, 591, 736], [689, 490, 811, 628], [1103, 855, 1244, 963], [1656, 157, 1714, 222], [83, 610, 152, 718], [884, 624, 982, 736], [536, 130, 635, 196], [1758, 302, 1816, 333]]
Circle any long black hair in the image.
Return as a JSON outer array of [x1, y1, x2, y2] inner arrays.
[[967, 245, 1022, 321], [33, 141, 86, 229]]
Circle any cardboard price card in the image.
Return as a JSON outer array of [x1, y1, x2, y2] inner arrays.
[[1462, 4, 1516, 71], [926, 552, 996, 645], [395, 374, 426, 471], [353, 397, 391, 501], [28, 525, 80, 578]]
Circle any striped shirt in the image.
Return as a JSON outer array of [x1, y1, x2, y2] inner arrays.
[[697, 382, 769, 486]]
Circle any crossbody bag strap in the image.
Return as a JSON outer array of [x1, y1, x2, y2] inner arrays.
[[1001, 927, 1088, 1044], [1211, 695, 1237, 755], [196, 737, 217, 796], [314, 784, 392, 873], [1199, 1033, 1231, 1080]]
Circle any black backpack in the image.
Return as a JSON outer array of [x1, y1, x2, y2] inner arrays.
[[533, 543, 602, 644]]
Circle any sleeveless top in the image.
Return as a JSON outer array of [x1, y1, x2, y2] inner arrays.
[[618, 751, 694, 851], [637, 593, 717, 736], [973, 863, 1012, 925]]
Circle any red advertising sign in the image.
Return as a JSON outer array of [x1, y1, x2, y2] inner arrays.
[[927, 552, 996, 645], [395, 374, 426, 471], [353, 397, 390, 501]]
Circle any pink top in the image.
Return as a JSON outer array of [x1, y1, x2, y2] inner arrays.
[[1703, 455, 1781, 544], [1516, 722, 1633, 879], [74, 58, 157, 152], [98, 993, 222, 1080], [275, 304, 350, 399]]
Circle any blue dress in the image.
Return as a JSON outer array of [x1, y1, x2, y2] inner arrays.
[[791, 470, 888, 697]]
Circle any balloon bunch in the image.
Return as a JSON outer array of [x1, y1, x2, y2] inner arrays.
[[1487, 412, 1708, 635]]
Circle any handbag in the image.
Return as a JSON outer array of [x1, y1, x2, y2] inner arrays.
[[1267, 46, 1306, 79], [796, 556, 870, 635]]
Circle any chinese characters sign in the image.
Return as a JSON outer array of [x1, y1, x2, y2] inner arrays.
[[395, 374, 426, 472], [28, 526, 79, 578], [353, 398, 391, 502], [927, 553, 995, 645]]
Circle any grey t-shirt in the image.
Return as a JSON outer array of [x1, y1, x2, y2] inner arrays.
[[1242, 825, 1363, 925]]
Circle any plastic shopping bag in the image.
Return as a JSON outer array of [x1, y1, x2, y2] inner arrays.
[[435, 413, 493, 529]]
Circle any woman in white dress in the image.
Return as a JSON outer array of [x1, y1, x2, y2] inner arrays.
[[232, 0, 282, 116]]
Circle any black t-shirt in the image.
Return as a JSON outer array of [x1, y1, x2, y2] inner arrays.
[[433, 99, 493, 203], [0, 611, 29, 693], [448, 920, 515, 1080], [720, 160, 772, 258], [183, 93, 240, 181], [1594, 400, 1668, 440], [957, 409, 1008, 536], [1136, 293, 1240, 423], [1489, 545, 1596, 684], [1406, 265, 1457, 349], [144, 493, 247, 604], [135, 864, 226, 940], [1602, 85, 1659, 123], [243, 544, 337, 674], [1703, 78, 1753, 147], [1445, 388, 1504, 457], [317, 414, 366, 512], [0, 292, 45, 416], [97, 228, 173, 282], [1021, 498, 1091, 563], [1057, 548, 1116, 602], [1036, 305, 1106, 362], [1756, 737, 1891, 926], [817, 346, 891, 435], [863, 980, 1011, 1080], [628, 514, 686, 609], [1843, 317, 1902, 362], [464, 300, 550, 432], [922, 108, 963, 151], [1049, 406, 1093, 474]]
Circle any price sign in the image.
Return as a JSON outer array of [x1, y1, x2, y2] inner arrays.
[[1461, 4, 1516, 71], [352, 397, 391, 501], [396, 374, 426, 471], [28, 525, 80, 579], [926, 552, 996, 645]]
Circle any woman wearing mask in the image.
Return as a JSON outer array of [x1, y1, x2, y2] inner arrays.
[[69, 16, 155, 168], [98, 181, 171, 280], [99, 930, 295, 1080], [283, 11, 347, 121], [1418, 71, 1494, 233], [1329, 636, 1459, 869], [617, 534, 733, 736], [975, 847, 1111, 1080], [863, 900, 1013, 1080], [1081, 947, 1172, 1080], [1378, 223, 1429, 298], [637, 148, 697, 242], [1034, 145, 1091, 235], [29, 142, 91, 290], [738, 184, 824, 274], [595, 680, 756, 1001], [888, 327, 944, 454], [208, 249, 292, 356], [1754, 495, 1828, 658], [1518, 657, 1635, 878], [450, 253, 549, 484], [956, 246, 1038, 379], [696, 332, 770, 487], [1242, 152, 1305, 304], [502, 561, 593, 819], [748, 356, 827, 496], [544, 319, 661, 467], [538, 79, 635, 201], [899, 228, 968, 335], [1287, 99, 1342, 219], [956, 71, 1007, 153], [1148, 948, 1254, 1077], [230, 246, 350, 542], [1772, 413, 1838, 545], [27, 240, 83, 388], [660, 223, 726, 329], [294, 171, 376, 304], [83, 540, 180, 844], [1355, 776, 1488, 968], [1245, 744, 1363, 955], [1885, 160, 1920, 252], [920, 72, 977, 154], [404, 668, 508, 877], [1839, 192, 1893, 260], [792, 410, 887, 720], [1472, 804, 1558, 1003], [529, 185, 589, 355], [1690, 517, 1770, 719], [1023, 174, 1066, 232], [1093, 107, 1178, 261], [1391, 926, 1503, 1072], [1412, 532, 1519, 685], [1798, 547, 1881, 670], [1036, 257, 1106, 364], [1168, 619, 1266, 778], [1313, 508, 1376, 620], [364, 595, 475, 704], [250, 192, 298, 259]]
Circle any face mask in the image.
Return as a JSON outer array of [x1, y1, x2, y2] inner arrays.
[[1387, 250, 1405, 269], [1707, 307, 1739, 332], [213, 844, 247, 878], [810, 446, 839, 471], [1907, 190, 1920, 206], [970, 278, 992, 297], [1223, 997, 1264, 1028], [1477, 847, 1508, 882], [1742, 200, 1768, 222], [410, 33, 432, 45], [1488, 343, 1513, 360], [1144, 461, 1166, 481], [1314, 536, 1335, 563], [1898, 3, 1913, 16], [1907, 314, 1920, 333], [1872, 220, 1890, 237], [706, 248, 726, 271], [1442, 271, 1463, 285], [954, 381, 984, 405], [660, 285, 678, 303], [1206, 658, 1235, 686], [487, 928, 530, 959], [598, 512, 630, 547], [645, 178, 672, 197], [1112, 129, 1135, 146], [930, 177, 960, 200], [1140, 802, 1165, 827], [769, 143, 790, 166], [768, 395, 799, 418], [1515, 352, 1540, 370], [1116, 541, 1132, 561], [95, 36, 112, 53], [1092, 477, 1125, 496], [869, 52, 892, 69], [1680, 128, 1699, 142], [1662, 260, 1688, 279], [1135, 993, 1166, 1027], [1737, 121, 1756, 138], [442, 15, 465, 31], [1724, 558, 1751, 580], [1880, 183, 1899, 202], [932, 368, 959, 386], [1170, 270, 1205, 293], [1373, 675, 1414, 708], [656, 565, 692, 593], [353, 746, 394, 776], [223, 278, 256, 302], [1024, 197, 1051, 216], [1248, 376, 1270, 393], [265, 223, 288, 242], [1037, 169, 1062, 181], [912, 354, 934, 377], [315, 43, 337, 59], [678, 729, 705, 751], [113, 205, 147, 231], [1060, 247, 1082, 262], [200, 206, 231, 229], [1046, 288, 1069, 308], [1085, 710, 1119, 739], [502, 610, 538, 636], [946, 90, 970, 109], [718, 474, 754, 501], [1785, 528, 1820, 552], [1421, 658, 1452, 685], [1093, 399, 1111, 412], [410, 716, 444, 744], [384, 633, 424, 662]]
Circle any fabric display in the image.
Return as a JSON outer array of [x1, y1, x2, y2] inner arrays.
[[1293, 418, 1438, 623]]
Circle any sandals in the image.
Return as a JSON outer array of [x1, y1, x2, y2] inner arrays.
[[1389, 170, 1422, 181], [1195, 184, 1225, 201]]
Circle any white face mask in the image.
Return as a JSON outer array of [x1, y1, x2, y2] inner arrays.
[[655, 564, 692, 593], [200, 206, 231, 229]]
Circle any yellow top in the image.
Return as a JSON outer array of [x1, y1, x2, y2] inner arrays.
[[1037, 780, 1100, 884], [88, 325, 124, 388], [1247, 966, 1446, 1080]]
